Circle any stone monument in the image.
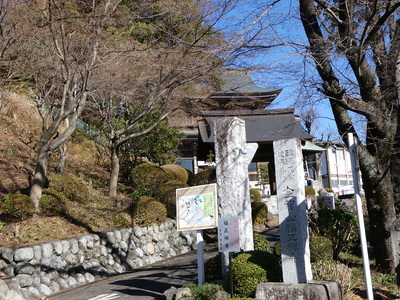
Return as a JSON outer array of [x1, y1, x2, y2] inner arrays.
[[273, 138, 312, 283], [214, 117, 253, 251], [214, 117, 254, 275]]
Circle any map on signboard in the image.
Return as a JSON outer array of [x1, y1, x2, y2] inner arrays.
[[176, 184, 217, 231]]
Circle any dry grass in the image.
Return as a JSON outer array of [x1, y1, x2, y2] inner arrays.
[[0, 91, 128, 248]]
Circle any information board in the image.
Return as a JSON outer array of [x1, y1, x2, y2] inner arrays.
[[176, 184, 218, 231], [218, 217, 240, 252]]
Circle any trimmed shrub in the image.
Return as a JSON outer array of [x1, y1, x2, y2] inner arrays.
[[132, 196, 167, 226], [2, 194, 35, 220], [274, 235, 333, 263], [250, 189, 262, 202], [185, 283, 230, 300], [154, 180, 189, 218], [131, 163, 169, 191], [189, 169, 216, 186], [230, 251, 282, 298], [39, 188, 68, 216], [49, 175, 91, 203], [309, 235, 334, 263], [251, 201, 268, 226], [130, 188, 152, 202], [161, 164, 190, 183], [205, 253, 222, 282], [253, 233, 271, 252]]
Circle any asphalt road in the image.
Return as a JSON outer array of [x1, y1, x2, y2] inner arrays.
[[46, 247, 219, 300]]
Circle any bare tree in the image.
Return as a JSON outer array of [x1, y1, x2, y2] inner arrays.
[[10, 0, 123, 211], [0, 0, 30, 91], [87, 0, 239, 196], [300, 105, 319, 136], [298, 0, 400, 274]]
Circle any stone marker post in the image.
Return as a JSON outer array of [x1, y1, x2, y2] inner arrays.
[[273, 138, 312, 283], [214, 117, 254, 276]]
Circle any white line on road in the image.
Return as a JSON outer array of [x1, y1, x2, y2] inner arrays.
[[87, 293, 120, 300]]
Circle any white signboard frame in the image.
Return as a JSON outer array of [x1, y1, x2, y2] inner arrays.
[[176, 183, 218, 231]]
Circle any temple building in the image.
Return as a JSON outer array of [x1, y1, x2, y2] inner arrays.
[[169, 70, 316, 202]]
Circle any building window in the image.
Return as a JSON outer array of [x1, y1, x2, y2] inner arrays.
[[249, 174, 258, 182]]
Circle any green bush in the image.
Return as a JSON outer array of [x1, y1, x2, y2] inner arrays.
[[2, 194, 35, 220], [309, 235, 334, 263], [49, 175, 91, 203], [70, 129, 94, 148], [250, 189, 262, 202], [205, 253, 222, 282], [309, 208, 358, 259], [305, 186, 316, 197], [251, 201, 268, 227], [130, 188, 152, 201], [131, 163, 169, 191], [189, 169, 216, 186], [154, 180, 189, 218], [39, 188, 68, 216], [113, 212, 132, 228], [273, 241, 281, 256], [253, 233, 271, 252], [230, 251, 282, 298], [185, 283, 230, 300], [132, 196, 167, 226], [160, 164, 190, 183]]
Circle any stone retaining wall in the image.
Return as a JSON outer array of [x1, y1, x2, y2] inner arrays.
[[0, 220, 197, 300]]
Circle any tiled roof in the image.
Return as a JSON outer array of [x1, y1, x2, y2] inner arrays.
[[211, 71, 282, 96]]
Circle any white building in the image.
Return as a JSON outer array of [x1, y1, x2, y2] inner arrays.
[[317, 142, 362, 197]]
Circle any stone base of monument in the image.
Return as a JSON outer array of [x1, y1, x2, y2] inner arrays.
[[255, 281, 343, 300]]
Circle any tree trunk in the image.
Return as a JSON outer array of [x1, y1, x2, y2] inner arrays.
[[56, 140, 68, 174], [362, 168, 396, 273], [314, 152, 324, 193], [30, 145, 50, 213], [108, 144, 120, 197], [330, 80, 397, 274], [298, 0, 398, 273], [356, 131, 396, 272]]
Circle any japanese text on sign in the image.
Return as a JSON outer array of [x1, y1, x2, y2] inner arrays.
[[176, 184, 218, 231], [218, 217, 240, 253]]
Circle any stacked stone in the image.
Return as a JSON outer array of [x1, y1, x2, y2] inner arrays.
[[0, 220, 197, 300]]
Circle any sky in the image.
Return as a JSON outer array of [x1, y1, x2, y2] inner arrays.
[[211, 0, 341, 142]]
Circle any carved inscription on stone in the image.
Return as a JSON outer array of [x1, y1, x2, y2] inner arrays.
[[273, 138, 313, 284]]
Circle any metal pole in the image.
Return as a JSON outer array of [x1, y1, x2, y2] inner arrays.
[[197, 230, 204, 285], [348, 133, 374, 300]]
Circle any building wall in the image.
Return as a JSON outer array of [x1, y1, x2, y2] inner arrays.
[[320, 145, 360, 196]]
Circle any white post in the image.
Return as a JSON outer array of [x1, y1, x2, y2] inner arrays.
[[197, 230, 204, 285], [348, 133, 374, 300]]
